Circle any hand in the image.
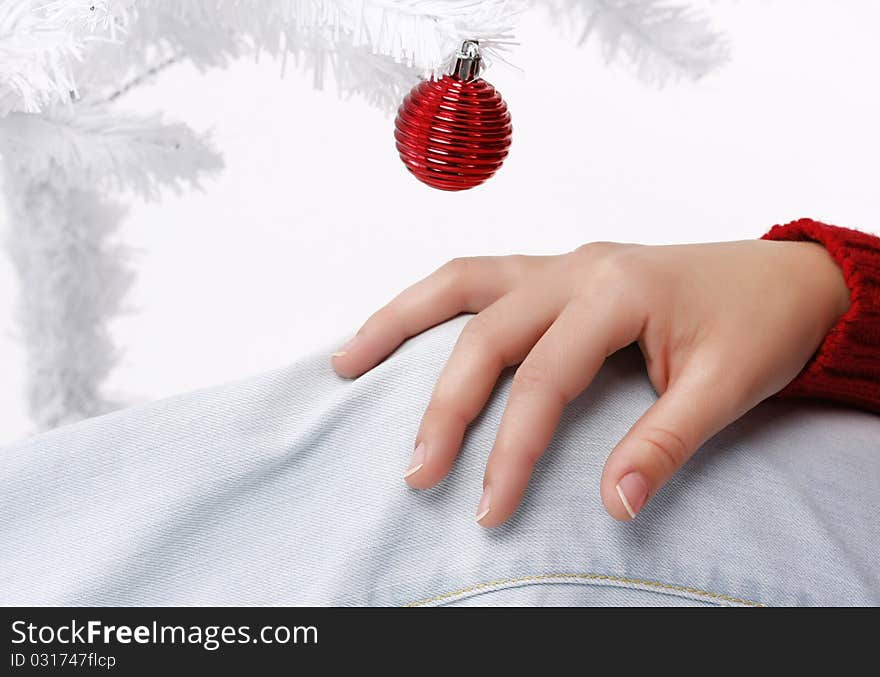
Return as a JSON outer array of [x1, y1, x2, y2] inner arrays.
[[331, 240, 850, 526]]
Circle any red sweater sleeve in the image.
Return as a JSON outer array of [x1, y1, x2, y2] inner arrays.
[[762, 218, 880, 413]]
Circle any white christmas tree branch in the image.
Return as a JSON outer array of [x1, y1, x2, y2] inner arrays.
[[0, 102, 223, 198], [0, 1, 82, 115], [104, 53, 180, 103], [2, 0, 522, 116], [277, 30, 421, 111], [3, 0, 729, 115], [3, 172, 133, 432], [0, 102, 222, 431], [538, 0, 729, 84]]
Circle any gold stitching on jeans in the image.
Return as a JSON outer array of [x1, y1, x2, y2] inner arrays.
[[404, 573, 765, 607]]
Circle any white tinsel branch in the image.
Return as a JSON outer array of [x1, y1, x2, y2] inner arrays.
[[0, 103, 222, 431], [278, 32, 421, 111], [2, 0, 522, 116], [3, 173, 132, 431], [0, 1, 82, 115], [0, 102, 223, 198], [539, 0, 729, 84]]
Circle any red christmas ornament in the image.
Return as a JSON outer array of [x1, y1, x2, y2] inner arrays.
[[394, 41, 512, 191]]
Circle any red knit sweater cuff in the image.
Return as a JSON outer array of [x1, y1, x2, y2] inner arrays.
[[762, 218, 880, 413]]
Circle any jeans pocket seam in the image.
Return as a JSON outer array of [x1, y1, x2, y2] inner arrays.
[[404, 572, 766, 607]]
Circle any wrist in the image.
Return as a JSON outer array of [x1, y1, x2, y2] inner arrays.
[[762, 218, 880, 412], [798, 241, 851, 328]]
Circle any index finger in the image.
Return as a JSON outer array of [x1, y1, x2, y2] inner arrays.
[[331, 256, 535, 378]]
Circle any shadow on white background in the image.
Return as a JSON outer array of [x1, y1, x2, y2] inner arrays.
[[1, 1, 878, 444]]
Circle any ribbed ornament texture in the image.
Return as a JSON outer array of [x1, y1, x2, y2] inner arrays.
[[394, 75, 512, 191]]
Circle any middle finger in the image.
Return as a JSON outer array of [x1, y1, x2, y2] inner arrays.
[[404, 283, 565, 488]]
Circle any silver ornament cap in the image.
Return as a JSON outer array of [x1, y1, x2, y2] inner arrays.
[[452, 40, 482, 81]]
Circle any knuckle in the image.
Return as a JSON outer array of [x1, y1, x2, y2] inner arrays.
[[497, 440, 544, 470], [423, 401, 470, 430], [572, 241, 619, 259], [638, 427, 690, 475], [570, 242, 641, 278], [595, 248, 641, 282], [366, 303, 401, 334], [460, 311, 492, 342], [572, 246, 652, 309], [504, 253, 536, 277], [437, 256, 491, 308], [459, 313, 506, 365], [440, 256, 475, 280], [566, 243, 641, 292], [511, 362, 566, 404]]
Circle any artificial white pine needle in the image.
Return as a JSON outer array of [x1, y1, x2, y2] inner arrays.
[[540, 0, 729, 85], [2, 0, 524, 116]]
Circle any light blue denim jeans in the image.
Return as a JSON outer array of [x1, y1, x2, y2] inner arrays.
[[1, 316, 878, 606]]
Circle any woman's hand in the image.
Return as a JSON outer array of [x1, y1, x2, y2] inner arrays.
[[331, 240, 850, 526]]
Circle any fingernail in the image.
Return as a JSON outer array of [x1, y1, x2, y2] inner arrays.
[[616, 472, 649, 519], [475, 486, 492, 523], [404, 441, 427, 479], [332, 335, 359, 358]]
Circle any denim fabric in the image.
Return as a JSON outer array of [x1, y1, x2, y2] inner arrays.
[[1, 316, 878, 606]]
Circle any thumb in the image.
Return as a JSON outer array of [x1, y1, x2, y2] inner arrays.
[[600, 373, 746, 521]]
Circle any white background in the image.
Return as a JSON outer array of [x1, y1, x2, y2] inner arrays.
[[1, 1, 878, 445]]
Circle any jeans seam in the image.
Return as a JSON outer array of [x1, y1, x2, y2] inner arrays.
[[404, 572, 766, 607]]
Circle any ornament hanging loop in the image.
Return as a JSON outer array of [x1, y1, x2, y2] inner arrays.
[[452, 40, 482, 81]]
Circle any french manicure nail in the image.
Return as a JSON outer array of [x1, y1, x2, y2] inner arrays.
[[332, 335, 359, 358], [404, 441, 427, 479], [616, 472, 649, 519], [475, 486, 492, 523]]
